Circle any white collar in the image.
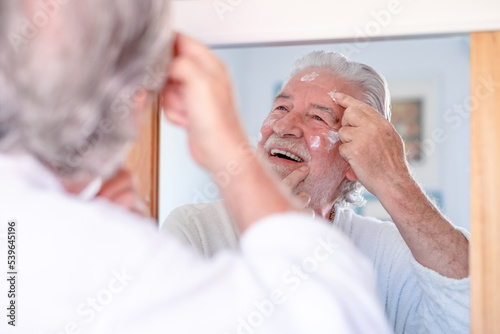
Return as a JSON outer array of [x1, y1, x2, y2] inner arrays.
[[0, 152, 65, 193]]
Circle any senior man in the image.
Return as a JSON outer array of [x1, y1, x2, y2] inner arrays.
[[0, 1, 392, 333], [162, 51, 470, 333]]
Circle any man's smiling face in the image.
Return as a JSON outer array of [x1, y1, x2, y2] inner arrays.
[[256, 67, 364, 216]]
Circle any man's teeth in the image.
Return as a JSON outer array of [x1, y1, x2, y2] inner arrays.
[[270, 149, 303, 162]]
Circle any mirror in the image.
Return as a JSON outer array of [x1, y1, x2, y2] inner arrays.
[[159, 34, 470, 231]]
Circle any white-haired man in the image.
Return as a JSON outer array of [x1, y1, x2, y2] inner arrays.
[[0, 2, 391, 333], [162, 51, 470, 333]]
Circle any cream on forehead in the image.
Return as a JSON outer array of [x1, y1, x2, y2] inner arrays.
[[327, 90, 339, 105], [301, 72, 319, 82]]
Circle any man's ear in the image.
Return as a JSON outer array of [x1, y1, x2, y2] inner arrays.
[[346, 168, 358, 181]]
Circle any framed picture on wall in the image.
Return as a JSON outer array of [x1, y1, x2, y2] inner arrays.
[[353, 77, 442, 221], [391, 99, 423, 163], [387, 78, 439, 188]]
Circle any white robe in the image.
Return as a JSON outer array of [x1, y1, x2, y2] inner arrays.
[[162, 200, 470, 334], [0, 153, 390, 334]]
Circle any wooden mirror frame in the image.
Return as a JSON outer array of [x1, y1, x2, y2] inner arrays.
[[470, 31, 500, 334], [126, 2, 500, 332]]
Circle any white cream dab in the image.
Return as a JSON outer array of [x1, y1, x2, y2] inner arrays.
[[310, 136, 321, 149], [263, 116, 277, 128], [301, 72, 319, 82], [327, 90, 339, 105], [324, 130, 340, 152]]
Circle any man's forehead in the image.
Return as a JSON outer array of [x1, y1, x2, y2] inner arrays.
[[294, 68, 339, 83], [275, 81, 338, 105], [274, 92, 292, 102], [284, 70, 341, 93], [280, 68, 364, 103]]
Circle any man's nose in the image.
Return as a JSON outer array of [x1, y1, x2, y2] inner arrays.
[[273, 112, 304, 138]]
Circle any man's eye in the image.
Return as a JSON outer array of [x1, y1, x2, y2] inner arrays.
[[313, 115, 324, 122], [275, 106, 288, 111]]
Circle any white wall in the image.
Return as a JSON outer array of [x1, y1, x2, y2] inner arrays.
[[160, 35, 470, 230], [172, 0, 500, 46]]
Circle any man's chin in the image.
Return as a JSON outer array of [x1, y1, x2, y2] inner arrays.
[[265, 162, 301, 181], [259, 154, 305, 181]]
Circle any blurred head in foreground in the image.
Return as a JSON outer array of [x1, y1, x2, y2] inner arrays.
[[0, 0, 173, 183]]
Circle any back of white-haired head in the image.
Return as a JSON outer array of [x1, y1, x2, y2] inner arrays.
[[288, 51, 392, 207], [0, 0, 172, 181]]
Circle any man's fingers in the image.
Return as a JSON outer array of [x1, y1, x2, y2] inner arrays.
[[112, 192, 150, 217], [162, 56, 207, 128], [163, 109, 189, 128], [162, 52, 214, 130], [97, 169, 135, 200], [175, 33, 225, 74], [295, 191, 311, 208], [167, 56, 206, 91], [282, 166, 310, 189], [338, 142, 354, 164], [338, 126, 358, 144], [334, 92, 367, 110], [341, 107, 365, 128], [96, 169, 150, 217], [162, 85, 189, 127], [335, 92, 385, 128]]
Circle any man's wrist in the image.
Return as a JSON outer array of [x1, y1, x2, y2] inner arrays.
[[373, 170, 416, 206], [374, 171, 439, 225], [205, 134, 255, 181]]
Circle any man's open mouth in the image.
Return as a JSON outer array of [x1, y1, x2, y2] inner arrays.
[[270, 149, 303, 162]]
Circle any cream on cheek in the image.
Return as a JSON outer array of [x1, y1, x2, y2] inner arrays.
[[257, 131, 263, 143], [262, 114, 279, 128], [309, 135, 321, 149], [324, 130, 340, 152], [309, 131, 339, 153]]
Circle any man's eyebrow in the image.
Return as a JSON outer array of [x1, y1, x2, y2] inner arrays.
[[274, 92, 292, 102], [311, 103, 333, 113], [311, 103, 340, 122]]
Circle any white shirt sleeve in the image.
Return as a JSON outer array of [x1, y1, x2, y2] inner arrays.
[[339, 210, 469, 334], [238, 213, 392, 334], [0, 156, 391, 334], [95, 213, 391, 334]]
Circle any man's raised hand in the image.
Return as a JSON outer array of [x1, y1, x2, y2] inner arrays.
[[161, 34, 246, 172], [335, 92, 411, 200]]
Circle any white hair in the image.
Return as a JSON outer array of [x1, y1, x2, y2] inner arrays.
[[288, 51, 392, 207], [0, 0, 172, 181]]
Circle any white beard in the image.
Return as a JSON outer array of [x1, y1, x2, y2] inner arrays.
[[260, 155, 338, 217]]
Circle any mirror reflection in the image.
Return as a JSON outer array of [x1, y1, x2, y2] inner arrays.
[[160, 34, 470, 230], [159, 34, 471, 332]]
